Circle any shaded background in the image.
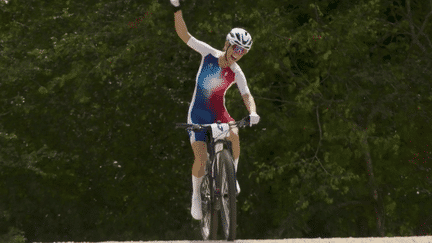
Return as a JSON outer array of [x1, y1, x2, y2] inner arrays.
[[0, 0, 431, 241]]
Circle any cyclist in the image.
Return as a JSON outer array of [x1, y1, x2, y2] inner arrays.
[[171, 0, 260, 220]]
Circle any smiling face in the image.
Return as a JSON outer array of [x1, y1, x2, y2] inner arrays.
[[222, 41, 248, 65]]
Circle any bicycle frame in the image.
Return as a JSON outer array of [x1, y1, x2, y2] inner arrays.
[[176, 118, 249, 187], [205, 127, 234, 173], [175, 116, 250, 241], [204, 124, 235, 210]]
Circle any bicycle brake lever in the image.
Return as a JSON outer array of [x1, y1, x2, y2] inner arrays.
[[237, 117, 250, 128], [244, 116, 251, 127]]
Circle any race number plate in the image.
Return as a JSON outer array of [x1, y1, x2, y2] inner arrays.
[[210, 123, 230, 140]]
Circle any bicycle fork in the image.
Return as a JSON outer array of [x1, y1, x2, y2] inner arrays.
[[211, 142, 225, 211]]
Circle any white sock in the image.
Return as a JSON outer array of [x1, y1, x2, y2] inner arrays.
[[192, 174, 203, 196], [234, 158, 239, 173], [191, 174, 204, 220], [234, 158, 240, 194]]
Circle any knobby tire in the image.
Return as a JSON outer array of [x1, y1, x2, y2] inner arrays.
[[219, 149, 237, 241], [200, 160, 218, 240]]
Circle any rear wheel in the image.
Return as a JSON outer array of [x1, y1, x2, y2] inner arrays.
[[219, 149, 237, 241], [200, 160, 218, 240]]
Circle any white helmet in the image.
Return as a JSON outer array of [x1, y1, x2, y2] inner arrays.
[[226, 28, 253, 51]]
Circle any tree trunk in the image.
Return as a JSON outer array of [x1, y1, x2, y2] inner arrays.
[[362, 133, 385, 236]]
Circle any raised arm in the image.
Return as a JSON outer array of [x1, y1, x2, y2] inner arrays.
[[174, 10, 191, 44]]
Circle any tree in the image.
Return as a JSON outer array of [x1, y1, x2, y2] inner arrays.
[[0, 0, 431, 241]]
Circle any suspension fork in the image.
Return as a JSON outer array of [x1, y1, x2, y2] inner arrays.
[[212, 139, 234, 210]]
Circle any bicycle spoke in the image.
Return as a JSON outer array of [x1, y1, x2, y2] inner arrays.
[[201, 176, 211, 239]]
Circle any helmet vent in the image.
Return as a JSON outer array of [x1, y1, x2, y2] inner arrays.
[[226, 28, 253, 51]]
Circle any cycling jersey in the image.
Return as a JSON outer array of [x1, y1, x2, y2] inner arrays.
[[186, 36, 251, 144]]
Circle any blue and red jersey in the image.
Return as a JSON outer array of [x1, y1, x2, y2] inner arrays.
[[186, 36, 251, 126]]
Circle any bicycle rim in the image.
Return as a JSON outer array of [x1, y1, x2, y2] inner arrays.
[[200, 174, 211, 239], [219, 149, 237, 241], [200, 162, 218, 240]]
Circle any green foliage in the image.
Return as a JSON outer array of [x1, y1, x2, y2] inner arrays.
[[0, 227, 26, 243], [0, 0, 431, 241]]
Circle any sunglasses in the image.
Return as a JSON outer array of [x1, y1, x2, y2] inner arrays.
[[232, 45, 246, 55]]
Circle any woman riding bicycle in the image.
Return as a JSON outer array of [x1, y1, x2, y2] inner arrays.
[[171, 0, 260, 220]]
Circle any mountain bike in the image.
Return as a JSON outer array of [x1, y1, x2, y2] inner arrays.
[[176, 116, 251, 241]]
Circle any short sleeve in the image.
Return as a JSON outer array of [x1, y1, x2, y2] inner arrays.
[[187, 36, 218, 57], [233, 64, 251, 96]]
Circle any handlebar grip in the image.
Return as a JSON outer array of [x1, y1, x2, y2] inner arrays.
[[236, 116, 251, 128], [191, 124, 202, 130], [175, 123, 188, 129], [175, 123, 203, 131]]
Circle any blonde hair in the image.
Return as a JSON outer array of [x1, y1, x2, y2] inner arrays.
[[223, 41, 230, 51]]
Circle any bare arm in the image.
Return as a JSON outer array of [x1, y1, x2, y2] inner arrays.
[[242, 93, 257, 114], [174, 10, 191, 44]]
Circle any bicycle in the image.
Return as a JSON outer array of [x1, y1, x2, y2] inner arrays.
[[176, 116, 251, 241]]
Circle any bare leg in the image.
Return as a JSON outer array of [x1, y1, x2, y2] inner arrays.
[[226, 127, 241, 194], [226, 128, 240, 161], [191, 141, 208, 177], [190, 141, 208, 220]]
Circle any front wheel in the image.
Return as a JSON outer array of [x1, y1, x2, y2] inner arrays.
[[200, 161, 218, 240], [219, 149, 237, 241]]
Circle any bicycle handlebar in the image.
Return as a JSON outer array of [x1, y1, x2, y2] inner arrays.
[[175, 116, 252, 131]]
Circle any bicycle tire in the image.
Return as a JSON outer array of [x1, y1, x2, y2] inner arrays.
[[200, 160, 218, 240], [218, 149, 237, 241]]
